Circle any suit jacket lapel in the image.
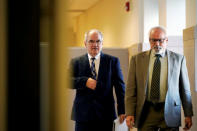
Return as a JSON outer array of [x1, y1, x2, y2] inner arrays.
[[142, 51, 151, 90], [83, 54, 92, 76], [97, 52, 105, 80], [167, 50, 175, 88]]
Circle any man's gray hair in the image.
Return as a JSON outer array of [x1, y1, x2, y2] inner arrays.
[[84, 29, 103, 42], [149, 26, 167, 38]]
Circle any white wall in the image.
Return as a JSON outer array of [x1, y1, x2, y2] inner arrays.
[[166, 0, 185, 36], [159, 0, 186, 36], [144, 0, 159, 43]]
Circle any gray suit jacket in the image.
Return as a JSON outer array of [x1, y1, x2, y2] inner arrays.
[[125, 49, 193, 127]]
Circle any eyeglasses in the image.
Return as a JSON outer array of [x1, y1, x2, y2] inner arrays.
[[149, 38, 166, 43], [87, 40, 102, 44]]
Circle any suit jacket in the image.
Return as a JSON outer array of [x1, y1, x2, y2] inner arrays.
[[125, 49, 193, 127], [70, 52, 125, 122]]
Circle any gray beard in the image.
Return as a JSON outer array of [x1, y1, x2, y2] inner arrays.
[[153, 45, 162, 50], [153, 46, 163, 53]]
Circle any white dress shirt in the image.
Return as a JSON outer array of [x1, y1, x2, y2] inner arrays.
[[88, 53, 101, 79]]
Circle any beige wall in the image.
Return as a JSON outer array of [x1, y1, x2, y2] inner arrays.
[[183, 25, 197, 131], [72, 0, 142, 47], [186, 0, 197, 28]]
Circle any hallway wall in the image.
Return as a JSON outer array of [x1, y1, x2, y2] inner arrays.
[[186, 0, 197, 28], [183, 26, 197, 131], [72, 0, 142, 47]]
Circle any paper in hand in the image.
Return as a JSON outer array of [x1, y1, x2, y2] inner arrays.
[[113, 117, 129, 131]]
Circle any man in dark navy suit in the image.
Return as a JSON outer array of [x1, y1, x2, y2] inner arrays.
[[70, 29, 125, 131]]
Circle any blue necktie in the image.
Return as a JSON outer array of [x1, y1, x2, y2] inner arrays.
[[150, 54, 161, 102], [91, 58, 97, 80]]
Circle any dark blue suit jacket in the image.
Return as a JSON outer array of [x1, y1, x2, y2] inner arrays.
[[70, 52, 125, 122]]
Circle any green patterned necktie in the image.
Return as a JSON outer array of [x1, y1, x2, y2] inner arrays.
[[150, 54, 161, 102]]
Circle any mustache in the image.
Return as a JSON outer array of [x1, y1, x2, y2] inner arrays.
[[91, 47, 98, 49], [153, 45, 162, 50]]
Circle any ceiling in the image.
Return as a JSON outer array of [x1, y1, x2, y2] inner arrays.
[[67, 0, 100, 17]]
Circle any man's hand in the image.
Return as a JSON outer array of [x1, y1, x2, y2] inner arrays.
[[86, 78, 97, 90], [119, 114, 126, 124], [126, 115, 135, 128], [183, 117, 192, 130]]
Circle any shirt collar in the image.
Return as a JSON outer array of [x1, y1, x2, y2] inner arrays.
[[151, 49, 166, 58], [88, 53, 101, 60]]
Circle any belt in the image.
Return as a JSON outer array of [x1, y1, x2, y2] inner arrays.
[[145, 101, 165, 110]]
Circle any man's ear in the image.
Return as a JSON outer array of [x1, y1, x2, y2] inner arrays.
[[166, 37, 168, 42]]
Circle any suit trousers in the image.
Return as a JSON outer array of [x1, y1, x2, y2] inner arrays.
[[75, 120, 113, 131], [138, 101, 179, 131]]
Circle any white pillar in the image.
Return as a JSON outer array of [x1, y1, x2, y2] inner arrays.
[[158, 0, 167, 27], [159, 0, 186, 36], [138, 0, 145, 44], [143, 0, 159, 43], [167, 0, 186, 36], [141, 0, 159, 51], [158, 0, 185, 54]]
